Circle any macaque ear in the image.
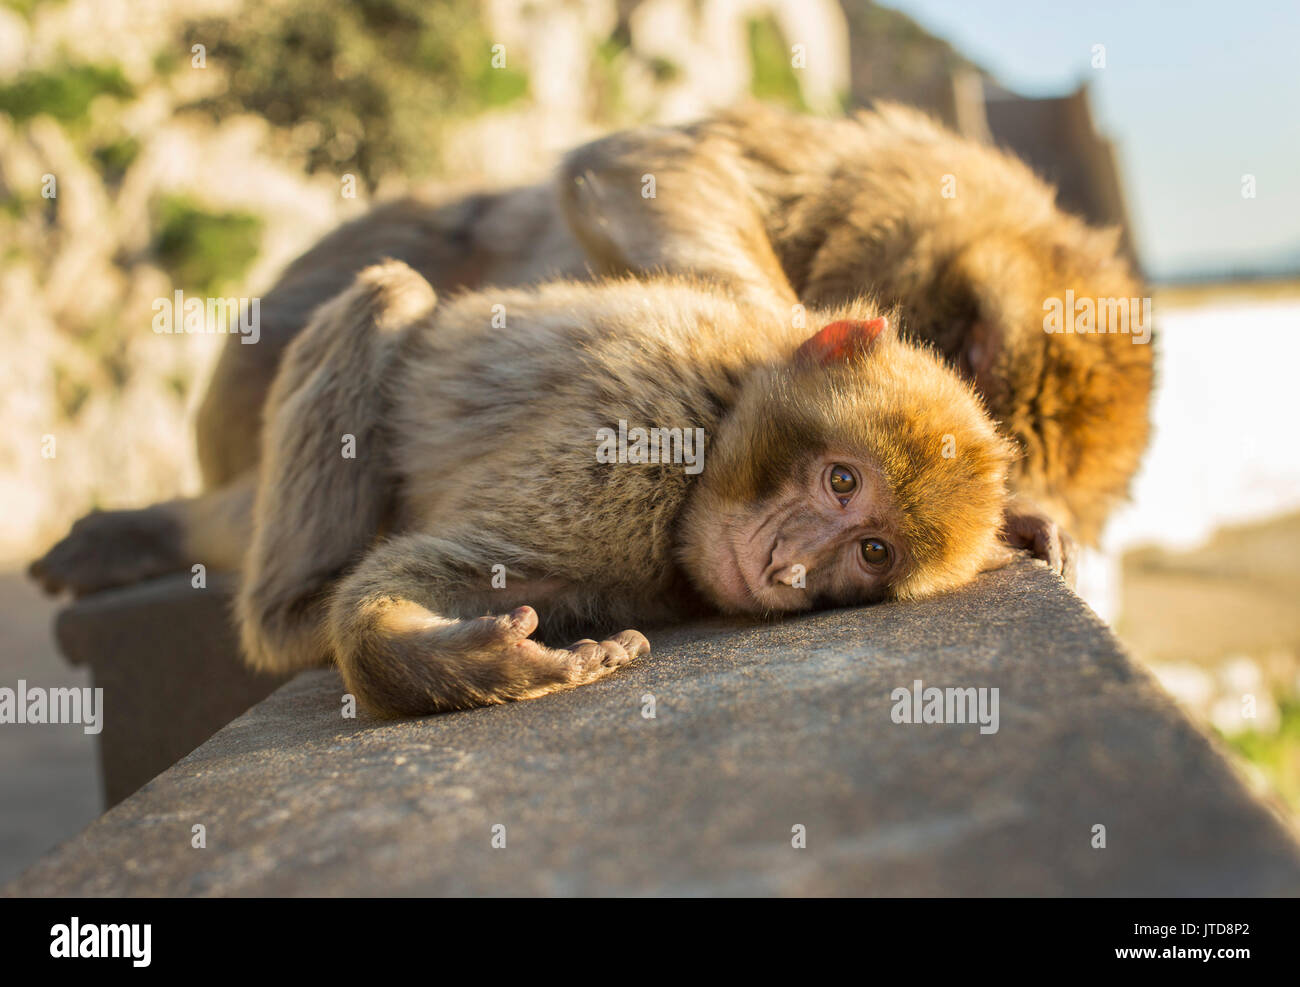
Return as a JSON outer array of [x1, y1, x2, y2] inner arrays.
[[795, 318, 889, 366]]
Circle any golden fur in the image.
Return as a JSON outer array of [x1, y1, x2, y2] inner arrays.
[[186, 102, 1150, 549], [31, 103, 1150, 713], [562, 102, 1154, 543], [233, 262, 1009, 715]]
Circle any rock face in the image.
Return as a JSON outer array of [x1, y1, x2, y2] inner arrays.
[[7, 559, 1299, 897]]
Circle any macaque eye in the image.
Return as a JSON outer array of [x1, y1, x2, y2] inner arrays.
[[828, 465, 857, 495], [861, 538, 891, 568]]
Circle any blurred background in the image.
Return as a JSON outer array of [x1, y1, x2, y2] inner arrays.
[[0, 0, 1297, 881]]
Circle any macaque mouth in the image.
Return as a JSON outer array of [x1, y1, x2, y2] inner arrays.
[[737, 541, 773, 601]]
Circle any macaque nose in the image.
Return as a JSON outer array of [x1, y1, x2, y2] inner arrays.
[[771, 564, 805, 587]]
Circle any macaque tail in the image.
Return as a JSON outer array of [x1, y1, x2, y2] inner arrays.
[[237, 261, 437, 674]]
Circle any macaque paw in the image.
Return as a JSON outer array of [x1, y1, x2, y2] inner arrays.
[[29, 507, 183, 597], [466, 606, 649, 697], [562, 629, 650, 684], [1000, 508, 1078, 589]]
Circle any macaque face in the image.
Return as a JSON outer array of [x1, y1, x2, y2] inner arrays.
[[696, 451, 907, 615]]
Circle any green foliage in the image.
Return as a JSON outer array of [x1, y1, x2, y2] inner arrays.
[[0, 62, 133, 125], [92, 135, 141, 184], [179, 0, 528, 191], [472, 57, 529, 108], [1224, 698, 1300, 809], [596, 34, 630, 64], [51, 362, 91, 420], [153, 195, 262, 296], [746, 15, 806, 111], [589, 35, 630, 119], [648, 57, 681, 84], [1, 0, 65, 21], [0, 190, 29, 219], [152, 48, 182, 78]]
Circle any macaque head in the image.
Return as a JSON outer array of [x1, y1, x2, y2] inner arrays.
[[679, 310, 1016, 616], [801, 106, 1155, 543], [914, 218, 1155, 543]]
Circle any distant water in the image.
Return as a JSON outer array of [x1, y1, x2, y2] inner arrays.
[[1082, 298, 1300, 619]]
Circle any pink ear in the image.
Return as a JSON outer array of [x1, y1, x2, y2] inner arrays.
[[794, 318, 889, 365]]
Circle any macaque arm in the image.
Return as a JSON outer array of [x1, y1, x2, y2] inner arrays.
[[559, 128, 798, 309], [326, 534, 648, 718], [237, 261, 436, 674], [29, 475, 254, 596]]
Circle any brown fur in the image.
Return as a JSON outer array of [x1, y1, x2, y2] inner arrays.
[[191, 102, 1149, 550], [32, 101, 1146, 645], [195, 188, 586, 488], [690, 330, 1012, 602], [235, 263, 1009, 716], [561, 103, 1153, 544]]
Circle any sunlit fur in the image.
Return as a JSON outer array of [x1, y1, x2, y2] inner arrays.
[[183, 102, 1147, 550], [32, 259, 1016, 717], [243, 264, 1011, 714], [684, 311, 1013, 605], [674, 102, 1154, 543]]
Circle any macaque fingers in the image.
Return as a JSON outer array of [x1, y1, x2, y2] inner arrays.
[[565, 629, 651, 683], [1001, 505, 1079, 589], [28, 475, 256, 598]]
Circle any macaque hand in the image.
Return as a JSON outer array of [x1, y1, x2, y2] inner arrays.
[[346, 604, 652, 717], [29, 506, 183, 597], [1000, 504, 1078, 589]]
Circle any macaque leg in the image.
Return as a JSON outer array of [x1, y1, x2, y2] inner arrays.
[[238, 260, 436, 674], [559, 129, 798, 310], [29, 475, 255, 596], [327, 534, 649, 718]]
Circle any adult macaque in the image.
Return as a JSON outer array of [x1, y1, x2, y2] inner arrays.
[[41, 262, 1014, 716]]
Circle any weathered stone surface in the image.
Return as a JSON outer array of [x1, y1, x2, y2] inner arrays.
[[56, 573, 291, 806], [8, 560, 1299, 896]]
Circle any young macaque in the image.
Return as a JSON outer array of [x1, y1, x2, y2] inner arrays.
[[173, 263, 1011, 716]]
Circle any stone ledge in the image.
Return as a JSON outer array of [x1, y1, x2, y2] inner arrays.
[[9, 560, 1300, 896], [54, 573, 292, 806]]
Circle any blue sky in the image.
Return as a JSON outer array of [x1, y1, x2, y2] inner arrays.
[[879, 0, 1300, 279]]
